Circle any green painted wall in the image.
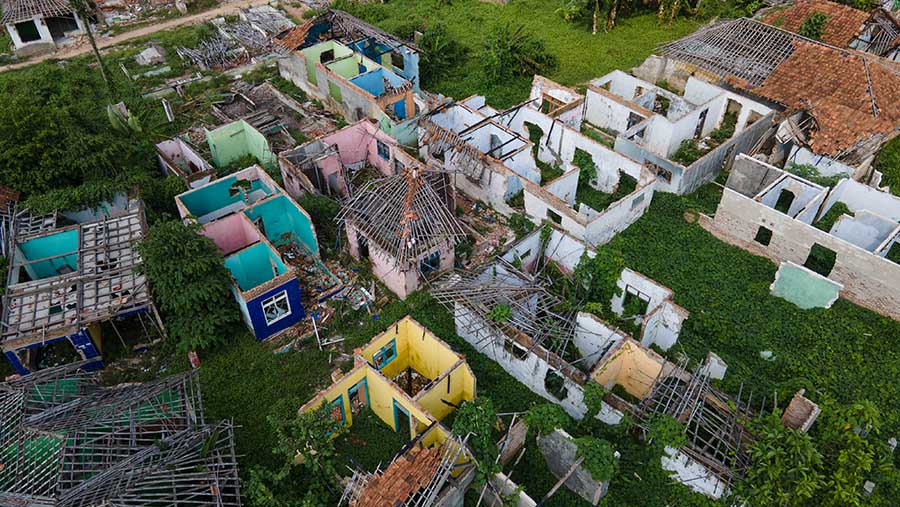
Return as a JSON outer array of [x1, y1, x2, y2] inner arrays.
[[301, 41, 354, 85], [770, 263, 841, 309], [206, 121, 275, 169]]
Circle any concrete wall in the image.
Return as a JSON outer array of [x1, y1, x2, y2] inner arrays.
[[573, 312, 627, 370], [706, 160, 900, 320], [660, 447, 729, 499], [787, 145, 856, 178], [590, 339, 665, 399], [200, 213, 260, 255], [537, 429, 609, 504], [611, 268, 686, 351]]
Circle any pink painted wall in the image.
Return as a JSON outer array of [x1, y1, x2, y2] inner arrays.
[[201, 213, 260, 255]]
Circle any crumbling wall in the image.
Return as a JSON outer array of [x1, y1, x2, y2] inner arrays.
[[641, 301, 686, 351], [582, 183, 655, 246], [573, 312, 626, 370], [660, 447, 729, 499], [704, 186, 900, 320], [537, 429, 609, 504]]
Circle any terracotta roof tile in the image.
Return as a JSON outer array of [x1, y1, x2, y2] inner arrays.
[[763, 0, 870, 47], [275, 21, 313, 51], [748, 41, 900, 156], [351, 445, 444, 507]]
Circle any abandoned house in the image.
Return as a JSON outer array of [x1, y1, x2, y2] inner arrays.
[[0, 361, 241, 506], [582, 70, 774, 194], [156, 136, 216, 189], [175, 165, 339, 340], [651, 17, 900, 185], [337, 165, 465, 299], [432, 225, 688, 421], [702, 153, 900, 320], [1, 203, 163, 375], [497, 78, 660, 245], [301, 316, 476, 504], [419, 98, 542, 215], [2, 0, 85, 56], [590, 338, 755, 498], [279, 119, 419, 198], [760, 0, 900, 61], [205, 119, 278, 171], [276, 10, 424, 145]]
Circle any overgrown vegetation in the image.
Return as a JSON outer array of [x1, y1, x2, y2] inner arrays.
[[798, 11, 829, 40], [874, 135, 900, 196], [573, 149, 638, 212], [509, 212, 536, 239], [671, 138, 703, 166], [138, 220, 239, 352], [574, 437, 619, 482], [294, 193, 341, 258], [815, 202, 854, 232], [785, 162, 844, 188]]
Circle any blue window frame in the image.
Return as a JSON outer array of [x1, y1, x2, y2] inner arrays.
[[376, 140, 390, 161], [329, 395, 346, 424], [393, 399, 410, 435], [373, 339, 397, 369], [348, 378, 369, 415]]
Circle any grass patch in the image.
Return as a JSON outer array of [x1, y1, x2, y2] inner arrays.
[[602, 186, 900, 430], [814, 202, 853, 232], [335, 0, 701, 108], [334, 408, 407, 472]]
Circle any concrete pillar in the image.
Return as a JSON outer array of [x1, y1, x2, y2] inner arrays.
[[74, 13, 86, 33], [34, 16, 54, 43], [5, 24, 24, 48]]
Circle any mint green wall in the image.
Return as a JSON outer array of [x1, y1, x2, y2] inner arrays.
[[327, 56, 361, 79], [301, 41, 354, 85], [224, 243, 288, 291], [244, 196, 319, 256], [206, 121, 275, 169], [17, 229, 79, 279]]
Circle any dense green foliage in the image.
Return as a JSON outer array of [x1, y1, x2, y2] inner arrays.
[[0, 62, 162, 195], [603, 188, 900, 432], [481, 22, 558, 82], [333, 408, 407, 472], [815, 202, 853, 232], [572, 249, 625, 309], [509, 212, 536, 239], [874, 135, 900, 196], [452, 397, 501, 484], [798, 12, 829, 40], [646, 414, 687, 450], [671, 139, 703, 165], [524, 403, 572, 436], [333, 0, 701, 107], [784, 162, 843, 188], [293, 193, 341, 258], [138, 221, 239, 351], [417, 22, 467, 88], [574, 437, 619, 482]]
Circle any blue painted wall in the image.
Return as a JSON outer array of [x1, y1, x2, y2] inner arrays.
[[244, 195, 320, 256], [224, 243, 289, 291], [245, 278, 305, 341], [4, 327, 103, 375], [17, 229, 79, 280]]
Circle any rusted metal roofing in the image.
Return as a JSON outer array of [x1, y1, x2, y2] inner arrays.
[[1, 0, 73, 25]]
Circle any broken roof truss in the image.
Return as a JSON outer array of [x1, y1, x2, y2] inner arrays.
[[0, 362, 240, 507], [635, 356, 756, 487], [431, 259, 580, 361], [1, 208, 155, 352], [337, 167, 465, 270]]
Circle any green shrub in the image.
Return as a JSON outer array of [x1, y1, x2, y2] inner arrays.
[[799, 12, 829, 40], [481, 22, 557, 82], [574, 437, 618, 482], [525, 403, 572, 436], [815, 202, 853, 232], [874, 136, 900, 196], [671, 139, 703, 166], [647, 414, 687, 451], [509, 212, 536, 239], [417, 22, 466, 87]]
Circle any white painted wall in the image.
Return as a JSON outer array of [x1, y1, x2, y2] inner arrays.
[[660, 447, 729, 499], [574, 312, 626, 370]]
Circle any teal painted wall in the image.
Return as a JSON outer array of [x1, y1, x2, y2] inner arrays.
[[223, 243, 288, 291], [18, 229, 79, 279], [244, 195, 319, 256], [179, 176, 243, 218]]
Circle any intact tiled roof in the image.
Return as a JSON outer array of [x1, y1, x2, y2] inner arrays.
[[1, 0, 73, 24], [352, 446, 443, 507], [763, 0, 870, 47], [751, 41, 900, 155]]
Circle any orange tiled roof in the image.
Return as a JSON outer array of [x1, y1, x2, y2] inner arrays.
[[750, 41, 900, 156], [763, 0, 870, 47], [0, 187, 20, 208], [352, 446, 443, 507], [275, 21, 313, 51]]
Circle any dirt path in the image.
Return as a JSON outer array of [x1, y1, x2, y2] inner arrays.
[[0, 0, 274, 73]]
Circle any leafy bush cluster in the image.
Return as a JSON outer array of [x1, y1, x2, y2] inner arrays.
[[671, 139, 704, 166], [481, 23, 558, 82], [138, 220, 239, 352], [784, 162, 843, 188], [452, 397, 501, 485], [574, 437, 619, 482], [874, 135, 900, 196], [525, 403, 572, 436], [799, 12, 829, 40]]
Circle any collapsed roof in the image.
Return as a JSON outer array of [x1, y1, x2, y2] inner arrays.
[[658, 17, 900, 157], [337, 167, 465, 269], [276, 8, 418, 52], [0, 0, 72, 24], [762, 0, 871, 47]]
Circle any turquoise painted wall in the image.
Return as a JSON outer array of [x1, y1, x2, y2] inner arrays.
[[179, 176, 243, 218], [18, 229, 79, 279], [224, 243, 288, 291], [244, 196, 319, 256]]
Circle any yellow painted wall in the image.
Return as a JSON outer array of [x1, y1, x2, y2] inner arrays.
[[416, 362, 476, 422], [591, 340, 664, 399], [301, 367, 368, 426], [365, 367, 433, 440], [361, 317, 463, 382]]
